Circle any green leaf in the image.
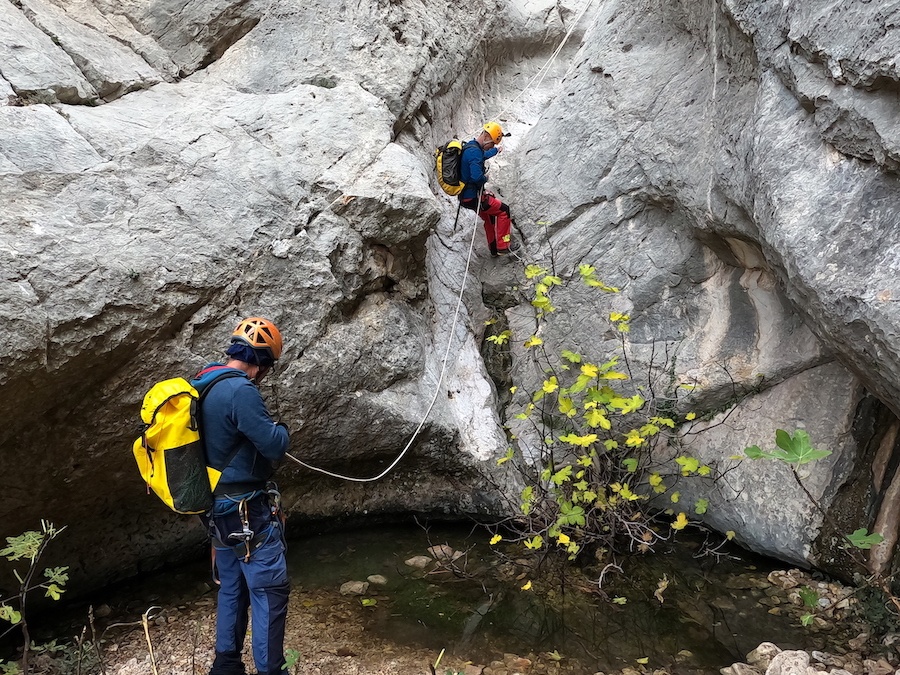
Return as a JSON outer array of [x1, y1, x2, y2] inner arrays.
[[612, 596, 627, 605], [524, 535, 544, 550], [44, 567, 68, 585], [0, 605, 22, 624], [551, 465, 573, 486], [284, 648, 302, 670], [0, 662, 22, 675], [798, 586, 818, 609], [360, 598, 377, 607], [845, 528, 884, 550], [1, 530, 45, 561], [524, 264, 547, 280], [621, 458, 638, 473], [561, 349, 582, 363], [743, 445, 767, 460], [800, 613, 815, 627], [773, 429, 832, 465], [675, 456, 699, 475], [694, 498, 709, 515], [486, 330, 512, 345]]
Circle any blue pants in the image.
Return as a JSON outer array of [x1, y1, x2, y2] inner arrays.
[[210, 524, 289, 675]]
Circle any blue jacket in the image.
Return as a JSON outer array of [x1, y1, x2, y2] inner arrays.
[[459, 140, 499, 200], [191, 364, 289, 494]]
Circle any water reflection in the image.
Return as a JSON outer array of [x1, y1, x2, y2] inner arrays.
[[285, 523, 825, 673], [12, 521, 838, 673]]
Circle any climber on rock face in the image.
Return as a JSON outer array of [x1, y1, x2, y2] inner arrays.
[[458, 121, 519, 258]]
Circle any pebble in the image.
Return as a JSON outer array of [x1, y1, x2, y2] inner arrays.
[[338, 580, 369, 596], [404, 555, 432, 569]]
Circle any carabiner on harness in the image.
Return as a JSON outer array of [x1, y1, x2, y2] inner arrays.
[[226, 497, 255, 563]]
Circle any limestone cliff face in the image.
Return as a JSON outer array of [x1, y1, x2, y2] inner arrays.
[[0, 0, 898, 591]]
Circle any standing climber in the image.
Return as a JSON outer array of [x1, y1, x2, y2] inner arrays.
[[193, 317, 291, 675], [458, 121, 518, 257]]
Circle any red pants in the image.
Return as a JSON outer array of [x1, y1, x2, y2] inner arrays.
[[462, 194, 512, 255]]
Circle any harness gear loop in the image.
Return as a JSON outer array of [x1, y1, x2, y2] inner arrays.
[[266, 481, 286, 527], [226, 497, 255, 563]]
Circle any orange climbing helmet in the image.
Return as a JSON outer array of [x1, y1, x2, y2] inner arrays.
[[483, 121, 503, 144], [231, 317, 283, 361]]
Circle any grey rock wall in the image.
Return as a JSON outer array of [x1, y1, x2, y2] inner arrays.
[[1, 0, 899, 592]]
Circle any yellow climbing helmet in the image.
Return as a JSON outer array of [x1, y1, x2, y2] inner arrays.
[[483, 121, 503, 144], [231, 317, 283, 361]]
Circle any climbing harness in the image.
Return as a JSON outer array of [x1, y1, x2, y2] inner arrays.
[[205, 483, 284, 583]]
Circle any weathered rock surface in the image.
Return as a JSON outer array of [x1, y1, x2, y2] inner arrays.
[[1, 0, 900, 594]]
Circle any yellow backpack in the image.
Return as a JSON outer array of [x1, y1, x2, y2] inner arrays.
[[434, 139, 471, 195], [132, 374, 240, 514]]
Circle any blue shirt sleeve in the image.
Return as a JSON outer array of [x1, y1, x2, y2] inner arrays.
[[483, 147, 498, 160], [230, 381, 289, 461]]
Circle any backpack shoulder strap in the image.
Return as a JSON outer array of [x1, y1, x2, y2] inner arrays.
[[196, 370, 250, 474], [197, 369, 246, 402]]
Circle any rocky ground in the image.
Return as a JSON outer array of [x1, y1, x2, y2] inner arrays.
[[19, 561, 900, 675]]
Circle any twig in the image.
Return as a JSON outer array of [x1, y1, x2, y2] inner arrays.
[[141, 606, 161, 675]]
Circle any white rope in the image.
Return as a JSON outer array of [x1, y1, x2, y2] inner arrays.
[[278, 0, 596, 482], [283, 197, 483, 481], [487, 0, 595, 124]]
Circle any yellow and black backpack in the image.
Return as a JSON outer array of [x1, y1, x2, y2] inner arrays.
[[132, 372, 241, 514], [434, 139, 473, 196]]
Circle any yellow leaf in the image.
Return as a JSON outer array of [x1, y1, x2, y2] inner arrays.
[[584, 408, 611, 429], [686, 412, 697, 421], [558, 397, 576, 417], [524, 264, 547, 280], [671, 512, 689, 530], [609, 312, 630, 322], [556, 533, 571, 546], [726, 531, 736, 540], [619, 484, 640, 501], [490, 534, 502, 545], [648, 473, 663, 487], [581, 363, 599, 378], [509, 385, 517, 394], [670, 491, 680, 503], [524, 335, 543, 348], [521, 580, 532, 591], [636, 657, 649, 665], [542, 377, 559, 393], [559, 433, 598, 447], [599, 371, 629, 380]]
